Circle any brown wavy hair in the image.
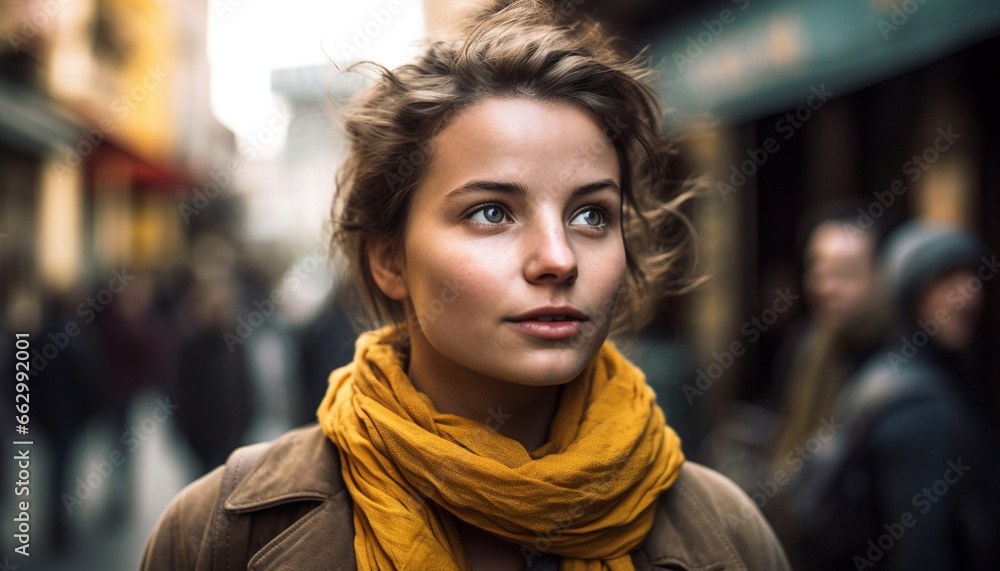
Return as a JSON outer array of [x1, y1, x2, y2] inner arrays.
[[330, 0, 700, 336]]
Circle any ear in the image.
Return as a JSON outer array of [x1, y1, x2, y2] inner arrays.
[[367, 238, 408, 301]]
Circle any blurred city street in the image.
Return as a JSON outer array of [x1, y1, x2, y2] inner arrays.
[[3, 392, 193, 569]]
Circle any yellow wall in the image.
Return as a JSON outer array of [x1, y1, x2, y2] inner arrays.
[[49, 0, 176, 163]]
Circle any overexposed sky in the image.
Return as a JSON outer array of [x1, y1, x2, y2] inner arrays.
[[207, 0, 427, 138]]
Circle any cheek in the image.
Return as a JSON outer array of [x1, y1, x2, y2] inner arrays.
[[585, 241, 628, 307], [604, 255, 628, 298], [403, 234, 513, 326], [605, 236, 629, 280]]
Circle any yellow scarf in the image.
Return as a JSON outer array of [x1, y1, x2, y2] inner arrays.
[[317, 327, 684, 570]]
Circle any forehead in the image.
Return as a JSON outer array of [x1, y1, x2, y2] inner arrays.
[[422, 97, 620, 193], [808, 222, 875, 263]]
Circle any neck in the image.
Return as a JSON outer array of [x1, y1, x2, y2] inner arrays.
[[405, 330, 562, 451]]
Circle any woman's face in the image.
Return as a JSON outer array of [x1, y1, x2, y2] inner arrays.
[[382, 97, 626, 387]]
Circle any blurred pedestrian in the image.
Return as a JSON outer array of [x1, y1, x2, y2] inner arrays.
[[94, 269, 173, 524], [33, 287, 104, 552], [295, 288, 357, 426], [760, 207, 894, 567], [770, 205, 892, 461], [171, 235, 255, 476]]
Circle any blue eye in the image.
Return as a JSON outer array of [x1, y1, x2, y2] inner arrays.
[[570, 208, 604, 227], [469, 204, 508, 225]]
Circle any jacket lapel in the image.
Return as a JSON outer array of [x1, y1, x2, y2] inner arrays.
[[247, 491, 356, 570], [223, 426, 358, 570]]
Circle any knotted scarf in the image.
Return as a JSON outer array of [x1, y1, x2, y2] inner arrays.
[[317, 327, 684, 570]]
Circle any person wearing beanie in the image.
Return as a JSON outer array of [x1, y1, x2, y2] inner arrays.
[[882, 220, 986, 318], [787, 220, 1000, 571]]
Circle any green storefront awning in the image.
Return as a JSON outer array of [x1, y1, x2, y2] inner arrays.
[[642, 0, 1000, 127]]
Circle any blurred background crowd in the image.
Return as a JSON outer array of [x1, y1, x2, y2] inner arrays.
[[1, 0, 998, 569]]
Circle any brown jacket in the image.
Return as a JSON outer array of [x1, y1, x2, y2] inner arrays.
[[141, 424, 790, 570]]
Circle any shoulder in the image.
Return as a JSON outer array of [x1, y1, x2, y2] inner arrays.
[[843, 357, 964, 436], [141, 424, 347, 571], [638, 462, 790, 571], [846, 353, 955, 408], [140, 463, 224, 569]]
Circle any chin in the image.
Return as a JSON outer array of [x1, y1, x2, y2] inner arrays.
[[489, 349, 596, 387]]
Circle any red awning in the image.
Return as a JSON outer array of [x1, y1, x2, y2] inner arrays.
[[88, 138, 194, 193]]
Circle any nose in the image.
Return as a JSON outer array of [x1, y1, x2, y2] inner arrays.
[[524, 220, 578, 286]]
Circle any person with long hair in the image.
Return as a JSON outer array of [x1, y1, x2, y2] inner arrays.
[[141, 2, 789, 569]]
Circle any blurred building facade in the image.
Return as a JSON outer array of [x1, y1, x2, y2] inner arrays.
[[0, 0, 233, 329]]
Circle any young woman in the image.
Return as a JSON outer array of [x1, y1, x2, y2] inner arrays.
[[142, 1, 789, 569]]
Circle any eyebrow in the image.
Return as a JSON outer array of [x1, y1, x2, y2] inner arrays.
[[442, 178, 621, 202]]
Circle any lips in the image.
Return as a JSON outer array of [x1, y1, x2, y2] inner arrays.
[[507, 306, 588, 340], [508, 306, 589, 322]]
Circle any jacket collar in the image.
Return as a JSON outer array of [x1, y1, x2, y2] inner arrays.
[[219, 426, 738, 571], [225, 425, 344, 512]]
